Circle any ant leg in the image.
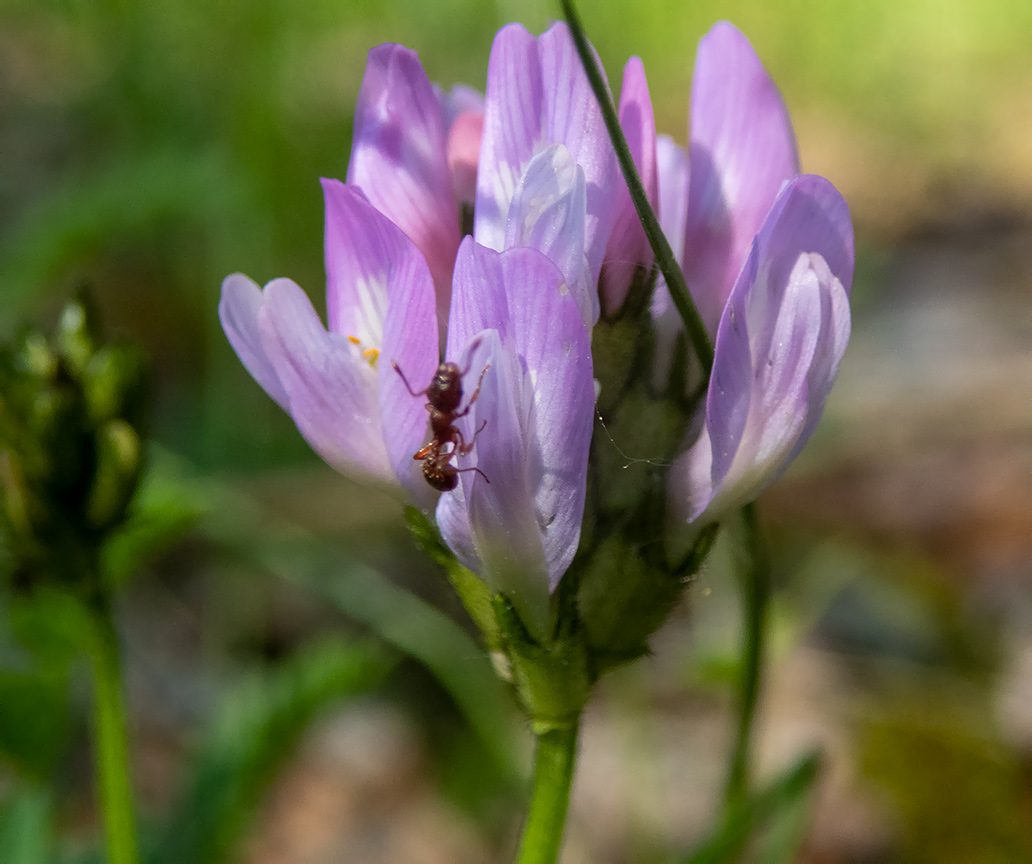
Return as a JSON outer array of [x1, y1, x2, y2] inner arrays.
[[391, 360, 428, 399], [413, 440, 437, 461], [454, 464, 490, 484], [443, 417, 486, 457], [457, 419, 487, 456], [457, 337, 484, 378], [452, 363, 491, 421]]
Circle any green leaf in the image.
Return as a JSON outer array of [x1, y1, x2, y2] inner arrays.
[[680, 751, 821, 864], [257, 535, 521, 784], [0, 671, 70, 780], [0, 786, 54, 864], [151, 638, 392, 864]]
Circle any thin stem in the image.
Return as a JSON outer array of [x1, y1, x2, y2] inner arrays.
[[516, 722, 580, 864], [87, 590, 140, 864], [725, 503, 770, 805], [559, 0, 714, 377]]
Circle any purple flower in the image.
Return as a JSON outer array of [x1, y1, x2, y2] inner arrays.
[[662, 23, 854, 524], [474, 21, 619, 327], [219, 181, 441, 504], [672, 175, 853, 524], [347, 43, 484, 329], [435, 239, 594, 635], [221, 24, 609, 630]]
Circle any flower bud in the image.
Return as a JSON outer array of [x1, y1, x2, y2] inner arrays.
[[0, 291, 149, 590], [86, 420, 142, 532]]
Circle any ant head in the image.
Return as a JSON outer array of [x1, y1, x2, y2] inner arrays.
[[427, 362, 463, 412]]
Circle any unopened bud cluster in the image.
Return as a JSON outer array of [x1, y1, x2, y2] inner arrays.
[[0, 292, 147, 589]]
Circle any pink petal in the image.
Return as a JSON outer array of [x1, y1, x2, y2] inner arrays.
[[601, 56, 658, 315], [257, 279, 393, 483], [219, 273, 288, 410], [683, 21, 799, 336], [447, 110, 484, 206], [474, 21, 618, 285], [347, 43, 461, 322]]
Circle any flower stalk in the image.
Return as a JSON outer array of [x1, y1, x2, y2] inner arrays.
[[516, 722, 580, 864], [725, 502, 770, 805], [0, 292, 148, 863], [559, 0, 713, 375], [86, 587, 140, 864]]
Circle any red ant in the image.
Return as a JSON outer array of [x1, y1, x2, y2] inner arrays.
[[392, 353, 491, 492]]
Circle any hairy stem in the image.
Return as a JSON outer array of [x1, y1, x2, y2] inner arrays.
[[516, 722, 580, 864], [559, 0, 714, 376], [725, 503, 770, 805], [87, 590, 140, 864]]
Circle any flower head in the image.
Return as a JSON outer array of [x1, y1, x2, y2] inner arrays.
[[221, 23, 612, 627]]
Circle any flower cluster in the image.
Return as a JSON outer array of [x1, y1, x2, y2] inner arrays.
[[1, 292, 147, 588], [220, 20, 854, 638]]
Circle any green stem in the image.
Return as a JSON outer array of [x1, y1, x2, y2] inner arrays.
[[559, 0, 714, 376], [87, 590, 140, 864], [516, 722, 580, 864], [725, 503, 769, 806]]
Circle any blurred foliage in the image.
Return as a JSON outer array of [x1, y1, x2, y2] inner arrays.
[[151, 637, 393, 864], [682, 751, 820, 864], [861, 706, 1032, 864], [0, 786, 53, 864]]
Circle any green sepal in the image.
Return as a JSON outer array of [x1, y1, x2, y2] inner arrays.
[[86, 420, 143, 533], [405, 506, 501, 650], [591, 313, 644, 416], [590, 386, 686, 513], [83, 344, 148, 427], [493, 595, 590, 731], [54, 289, 101, 380], [577, 531, 681, 665]]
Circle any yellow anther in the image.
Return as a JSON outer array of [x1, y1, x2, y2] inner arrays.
[[345, 335, 379, 368]]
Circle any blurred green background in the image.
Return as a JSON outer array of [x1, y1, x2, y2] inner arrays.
[[2, 0, 1031, 862]]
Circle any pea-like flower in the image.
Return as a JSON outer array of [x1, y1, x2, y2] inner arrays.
[[219, 181, 440, 503], [475, 21, 619, 328], [662, 22, 854, 524], [348, 42, 484, 328], [435, 239, 594, 636], [221, 22, 612, 633]]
